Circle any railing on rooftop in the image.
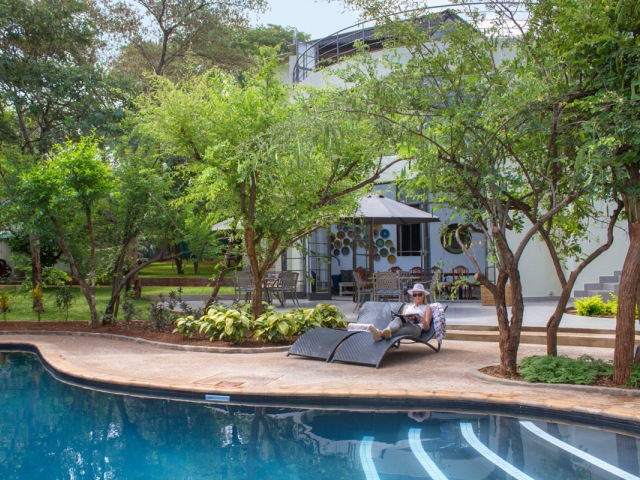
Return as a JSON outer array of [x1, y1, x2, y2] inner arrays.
[[291, 2, 530, 84]]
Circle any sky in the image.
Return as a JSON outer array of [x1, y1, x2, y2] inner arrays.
[[251, 0, 363, 39]]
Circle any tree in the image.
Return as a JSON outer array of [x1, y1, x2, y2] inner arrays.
[[329, 5, 602, 374], [535, 0, 640, 383], [0, 0, 128, 309], [135, 53, 401, 316], [101, 0, 267, 77], [22, 136, 113, 328]]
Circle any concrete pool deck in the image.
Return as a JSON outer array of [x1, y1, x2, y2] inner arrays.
[[1, 298, 639, 428]]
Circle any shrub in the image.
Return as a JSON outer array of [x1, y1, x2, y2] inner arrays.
[[196, 305, 252, 343], [0, 292, 9, 321], [253, 310, 302, 343], [54, 286, 75, 321], [519, 355, 613, 385], [253, 304, 347, 342], [627, 364, 640, 389], [574, 295, 608, 316]]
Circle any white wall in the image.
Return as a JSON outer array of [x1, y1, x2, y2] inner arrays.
[[0, 241, 12, 267]]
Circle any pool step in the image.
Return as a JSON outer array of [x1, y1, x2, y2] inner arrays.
[[445, 325, 635, 348]]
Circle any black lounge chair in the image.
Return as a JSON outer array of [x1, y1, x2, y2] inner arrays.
[[287, 302, 445, 367], [286, 301, 399, 362]]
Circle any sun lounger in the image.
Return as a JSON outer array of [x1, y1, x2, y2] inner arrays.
[[287, 302, 402, 362], [287, 302, 446, 367]]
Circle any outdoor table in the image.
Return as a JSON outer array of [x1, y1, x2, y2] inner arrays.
[[263, 273, 280, 303]]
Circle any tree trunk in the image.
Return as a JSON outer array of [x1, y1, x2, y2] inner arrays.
[[28, 233, 44, 312], [614, 222, 640, 384], [50, 216, 100, 327], [546, 286, 573, 356]]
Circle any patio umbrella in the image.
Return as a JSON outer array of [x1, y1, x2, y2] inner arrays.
[[350, 195, 440, 274]]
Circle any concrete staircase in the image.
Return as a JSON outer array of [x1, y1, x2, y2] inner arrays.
[[573, 270, 621, 300]]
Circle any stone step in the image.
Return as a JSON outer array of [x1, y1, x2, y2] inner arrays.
[[599, 275, 620, 283], [445, 328, 634, 348], [585, 290, 617, 300]]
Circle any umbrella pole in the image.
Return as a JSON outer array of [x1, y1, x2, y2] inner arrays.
[[369, 222, 374, 276]]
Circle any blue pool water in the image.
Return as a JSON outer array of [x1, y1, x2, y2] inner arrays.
[[1, 351, 639, 480]]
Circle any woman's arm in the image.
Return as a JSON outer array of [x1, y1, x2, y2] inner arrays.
[[422, 306, 433, 330]]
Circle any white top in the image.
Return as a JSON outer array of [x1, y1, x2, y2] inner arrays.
[[402, 303, 428, 328]]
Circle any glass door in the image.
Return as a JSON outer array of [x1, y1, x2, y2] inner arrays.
[[306, 228, 331, 300]]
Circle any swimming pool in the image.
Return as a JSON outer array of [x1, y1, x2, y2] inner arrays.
[[1, 351, 639, 479]]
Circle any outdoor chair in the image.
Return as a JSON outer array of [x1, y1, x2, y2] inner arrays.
[[287, 301, 446, 368], [409, 266, 425, 283], [267, 271, 300, 307], [234, 271, 254, 302], [373, 271, 403, 302], [388, 266, 402, 273], [353, 270, 373, 312]]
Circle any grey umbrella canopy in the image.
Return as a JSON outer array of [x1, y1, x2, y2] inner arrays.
[[351, 195, 440, 274], [356, 195, 440, 225]]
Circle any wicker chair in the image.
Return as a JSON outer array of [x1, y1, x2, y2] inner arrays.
[[409, 266, 425, 283], [234, 271, 254, 302], [267, 271, 300, 307], [373, 271, 403, 302], [353, 271, 374, 312]]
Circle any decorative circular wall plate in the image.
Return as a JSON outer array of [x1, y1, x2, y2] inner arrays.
[[343, 239, 351, 247], [333, 248, 340, 256], [337, 231, 346, 239], [374, 254, 381, 261], [333, 240, 342, 248], [387, 254, 396, 264], [385, 239, 393, 247], [380, 248, 388, 257], [341, 246, 350, 255], [374, 224, 382, 231], [389, 247, 396, 254], [380, 229, 390, 239], [376, 239, 384, 247]]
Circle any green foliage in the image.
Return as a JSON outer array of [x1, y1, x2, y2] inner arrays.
[[626, 365, 640, 389], [42, 267, 71, 286], [175, 303, 346, 343], [195, 305, 253, 343], [29, 285, 44, 321], [121, 291, 139, 325], [148, 293, 176, 331], [0, 292, 9, 321], [54, 286, 75, 321], [574, 295, 618, 317], [306, 303, 347, 330], [519, 355, 614, 385]]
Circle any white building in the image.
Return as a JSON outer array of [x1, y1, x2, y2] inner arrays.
[[278, 13, 627, 301]]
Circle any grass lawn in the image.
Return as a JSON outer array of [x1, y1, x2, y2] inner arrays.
[[142, 286, 234, 296], [138, 261, 234, 278], [0, 283, 235, 322]]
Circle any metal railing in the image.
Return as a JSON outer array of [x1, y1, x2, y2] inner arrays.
[[291, 2, 530, 84]]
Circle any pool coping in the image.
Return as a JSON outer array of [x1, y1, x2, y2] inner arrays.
[[2, 334, 640, 436]]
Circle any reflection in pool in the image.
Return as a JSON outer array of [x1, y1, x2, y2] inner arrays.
[[1, 351, 639, 479]]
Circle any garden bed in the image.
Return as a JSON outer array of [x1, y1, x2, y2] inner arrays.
[[0, 321, 293, 348]]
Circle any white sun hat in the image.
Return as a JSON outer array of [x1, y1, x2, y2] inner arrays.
[[407, 283, 430, 295]]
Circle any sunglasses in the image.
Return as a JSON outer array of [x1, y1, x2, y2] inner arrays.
[[412, 293, 424, 297]]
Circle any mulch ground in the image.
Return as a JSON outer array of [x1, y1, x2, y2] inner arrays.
[[0, 321, 293, 348]]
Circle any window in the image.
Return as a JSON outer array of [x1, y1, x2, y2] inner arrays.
[[440, 223, 472, 255], [398, 204, 423, 256]]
